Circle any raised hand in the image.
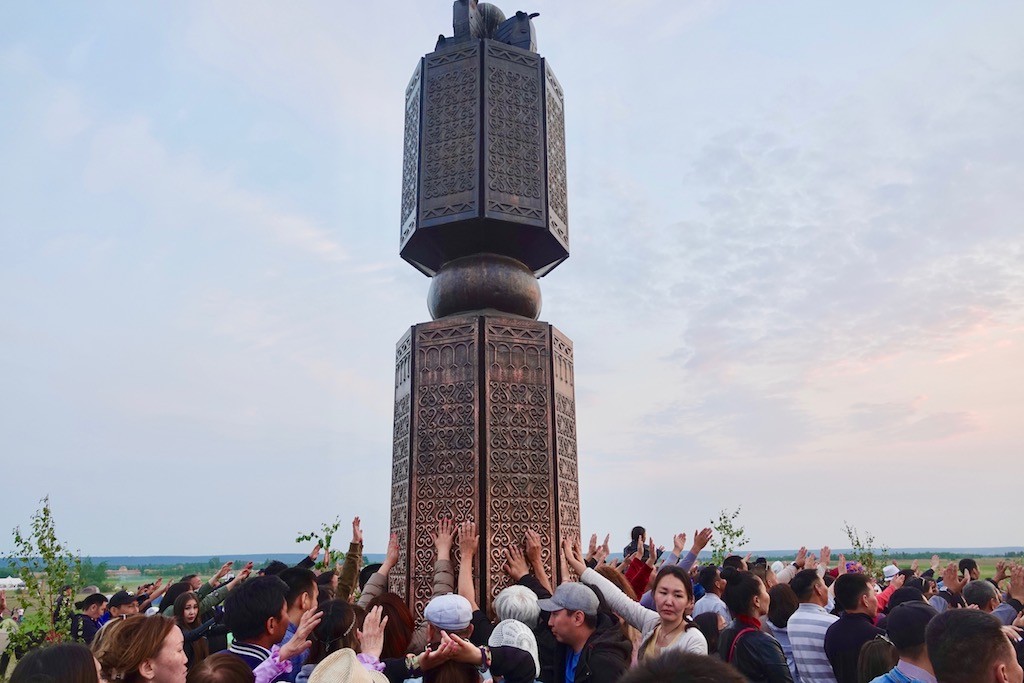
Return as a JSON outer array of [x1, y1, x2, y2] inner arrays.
[[646, 538, 658, 567], [891, 573, 906, 590], [525, 529, 544, 566], [382, 533, 401, 573], [820, 546, 831, 569], [1007, 564, 1024, 601], [309, 544, 322, 563], [742, 552, 752, 570], [0, 589, 6, 614], [279, 606, 323, 661], [692, 528, 713, 553], [587, 533, 598, 560], [838, 554, 847, 575], [994, 560, 1008, 584], [228, 562, 254, 589], [673, 533, 688, 555], [503, 546, 529, 581], [213, 561, 234, 582], [795, 546, 808, 569], [943, 562, 968, 594], [351, 516, 363, 545], [458, 520, 479, 559], [931, 555, 941, 572], [595, 534, 611, 565], [562, 536, 587, 577], [806, 553, 819, 571], [356, 605, 389, 660], [430, 517, 455, 561], [911, 558, 920, 575]]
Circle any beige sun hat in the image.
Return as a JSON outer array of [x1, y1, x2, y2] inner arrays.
[[307, 648, 389, 683]]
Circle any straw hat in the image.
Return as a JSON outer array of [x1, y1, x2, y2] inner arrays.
[[307, 648, 388, 683]]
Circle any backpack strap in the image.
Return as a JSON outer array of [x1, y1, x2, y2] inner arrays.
[[727, 626, 760, 664]]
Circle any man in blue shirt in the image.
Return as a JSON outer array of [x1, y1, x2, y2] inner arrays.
[[538, 582, 630, 683]]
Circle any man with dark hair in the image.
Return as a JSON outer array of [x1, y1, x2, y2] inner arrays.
[[692, 566, 731, 623], [106, 590, 139, 620], [870, 601, 938, 683], [277, 567, 319, 681], [618, 650, 746, 683], [789, 568, 839, 683], [926, 609, 1023, 683], [929, 562, 969, 613], [538, 582, 630, 683], [958, 558, 980, 581], [71, 593, 107, 645], [181, 574, 202, 592], [222, 575, 290, 677], [824, 573, 883, 683]]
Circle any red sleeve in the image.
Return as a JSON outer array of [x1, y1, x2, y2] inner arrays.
[[876, 583, 897, 613], [624, 558, 653, 599]]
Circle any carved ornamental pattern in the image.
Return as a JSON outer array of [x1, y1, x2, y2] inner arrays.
[[551, 327, 579, 578], [409, 320, 479, 617], [389, 330, 413, 598], [391, 318, 579, 613], [483, 320, 554, 599], [420, 45, 480, 224], [484, 44, 545, 225], [401, 63, 422, 246], [545, 64, 569, 247]]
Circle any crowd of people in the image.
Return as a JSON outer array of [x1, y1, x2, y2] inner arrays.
[[1, 517, 1022, 683]]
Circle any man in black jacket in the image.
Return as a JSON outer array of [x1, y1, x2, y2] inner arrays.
[[538, 582, 630, 683], [824, 573, 883, 683]]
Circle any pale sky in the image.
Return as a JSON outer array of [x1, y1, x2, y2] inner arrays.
[[2, 2, 1022, 557]]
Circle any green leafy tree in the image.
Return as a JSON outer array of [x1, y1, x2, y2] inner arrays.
[[709, 506, 750, 566], [296, 517, 341, 571], [842, 522, 889, 579], [4, 496, 82, 655], [80, 559, 114, 592]]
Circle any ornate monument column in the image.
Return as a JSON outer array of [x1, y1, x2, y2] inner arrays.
[[389, 0, 579, 615]]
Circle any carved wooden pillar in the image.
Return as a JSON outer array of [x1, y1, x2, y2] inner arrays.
[[390, 5, 579, 615]]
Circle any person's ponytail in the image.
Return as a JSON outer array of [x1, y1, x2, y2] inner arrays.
[[721, 569, 762, 617]]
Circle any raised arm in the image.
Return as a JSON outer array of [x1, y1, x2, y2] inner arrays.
[[525, 529, 553, 594], [564, 536, 660, 634], [457, 521, 479, 610], [358, 534, 400, 609]]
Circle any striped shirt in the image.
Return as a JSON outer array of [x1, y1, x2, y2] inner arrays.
[[788, 603, 838, 683]]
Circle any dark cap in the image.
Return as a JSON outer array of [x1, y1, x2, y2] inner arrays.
[[108, 590, 134, 608], [75, 593, 107, 611], [886, 601, 938, 650], [885, 587, 925, 614]]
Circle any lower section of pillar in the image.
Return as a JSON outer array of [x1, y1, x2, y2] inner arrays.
[[389, 316, 579, 616]]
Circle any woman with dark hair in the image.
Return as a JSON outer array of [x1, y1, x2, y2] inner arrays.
[[366, 593, 416, 658], [719, 568, 793, 683], [173, 592, 212, 668], [856, 637, 897, 683], [564, 538, 708, 658], [96, 614, 187, 683], [9, 642, 100, 683], [691, 612, 725, 659], [185, 653, 254, 683], [766, 583, 801, 682], [296, 599, 361, 683]]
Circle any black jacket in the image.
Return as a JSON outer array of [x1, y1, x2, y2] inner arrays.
[[719, 621, 794, 683], [550, 612, 631, 683], [823, 612, 883, 683]]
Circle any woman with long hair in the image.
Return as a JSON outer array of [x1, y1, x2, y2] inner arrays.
[[564, 537, 708, 658], [173, 592, 210, 668], [766, 583, 801, 682], [718, 568, 793, 683], [9, 642, 100, 683], [96, 614, 188, 683], [365, 593, 416, 658], [296, 599, 361, 683]]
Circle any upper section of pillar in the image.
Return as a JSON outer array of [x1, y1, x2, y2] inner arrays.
[[399, 1, 569, 284]]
